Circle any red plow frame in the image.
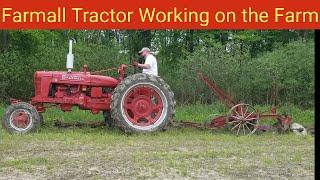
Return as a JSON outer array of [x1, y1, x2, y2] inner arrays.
[[175, 72, 292, 136]]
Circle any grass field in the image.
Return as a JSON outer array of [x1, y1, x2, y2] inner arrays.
[[0, 104, 315, 179]]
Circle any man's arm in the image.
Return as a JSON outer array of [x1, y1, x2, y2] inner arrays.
[[133, 61, 151, 69], [137, 63, 151, 69]]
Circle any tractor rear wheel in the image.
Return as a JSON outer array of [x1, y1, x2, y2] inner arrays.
[[2, 102, 41, 133], [111, 73, 175, 133]]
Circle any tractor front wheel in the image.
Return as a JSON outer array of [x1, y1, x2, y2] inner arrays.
[[111, 73, 175, 133], [2, 102, 41, 133]]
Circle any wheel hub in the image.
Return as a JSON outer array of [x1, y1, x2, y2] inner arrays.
[[10, 109, 32, 130], [134, 98, 151, 116]]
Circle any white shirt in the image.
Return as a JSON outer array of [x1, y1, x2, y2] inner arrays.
[[143, 54, 158, 76]]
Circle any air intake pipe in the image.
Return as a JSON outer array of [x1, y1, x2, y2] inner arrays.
[[66, 39, 75, 73]]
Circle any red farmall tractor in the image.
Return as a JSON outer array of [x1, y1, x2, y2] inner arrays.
[[2, 40, 175, 134]]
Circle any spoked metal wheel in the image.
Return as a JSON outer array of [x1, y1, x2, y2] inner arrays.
[[227, 103, 259, 136]]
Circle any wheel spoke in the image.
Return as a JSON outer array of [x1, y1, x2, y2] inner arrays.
[[243, 123, 246, 135], [251, 125, 258, 134], [231, 115, 242, 120], [246, 121, 257, 127], [245, 117, 258, 121], [231, 121, 241, 131], [233, 109, 242, 118], [243, 106, 249, 117], [240, 105, 244, 117], [145, 115, 156, 124], [244, 123, 252, 133], [152, 103, 163, 112], [236, 123, 242, 136], [132, 115, 141, 125], [227, 120, 234, 124], [245, 111, 254, 119]]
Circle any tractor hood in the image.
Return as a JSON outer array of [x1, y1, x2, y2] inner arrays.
[[34, 71, 119, 88]]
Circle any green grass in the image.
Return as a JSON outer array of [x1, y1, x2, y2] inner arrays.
[[0, 104, 314, 179]]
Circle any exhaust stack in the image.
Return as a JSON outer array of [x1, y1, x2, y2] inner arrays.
[[66, 39, 74, 73]]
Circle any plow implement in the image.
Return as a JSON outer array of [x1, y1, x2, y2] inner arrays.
[[173, 72, 293, 136]]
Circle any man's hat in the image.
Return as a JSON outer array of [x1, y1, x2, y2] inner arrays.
[[138, 47, 151, 54]]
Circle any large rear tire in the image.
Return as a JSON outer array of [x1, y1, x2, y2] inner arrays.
[[111, 73, 175, 133], [2, 102, 41, 133]]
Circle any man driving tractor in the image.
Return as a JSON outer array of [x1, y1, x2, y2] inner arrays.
[[133, 47, 158, 76]]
